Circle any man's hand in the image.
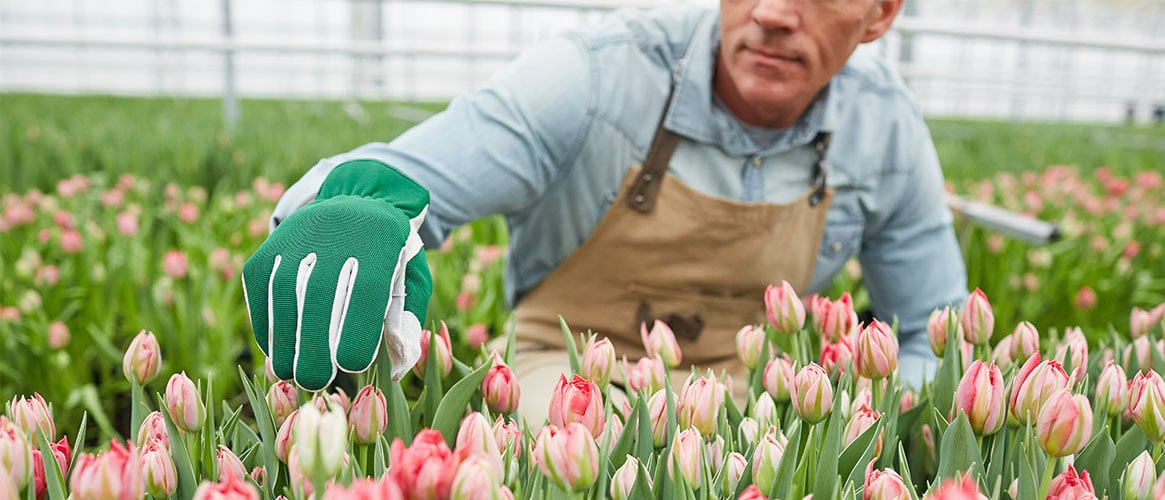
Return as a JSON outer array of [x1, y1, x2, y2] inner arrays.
[[243, 160, 432, 391]]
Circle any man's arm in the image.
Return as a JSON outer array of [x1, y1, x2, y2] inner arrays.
[[858, 110, 968, 388], [272, 34, 596, 247]]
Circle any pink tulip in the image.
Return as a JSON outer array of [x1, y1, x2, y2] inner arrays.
[[991, 335, 1014, 369], [323, 477, 404, 500], [738, 485, 767, 500], [954, 361, 1006, 436], [53, 210, 74, 229], [898, 390, 916, 413], [820, 340, 853, 376], [806, 294, 831, 331], [266, 380, 298, 428], [738, 418, 760, 447], [348, 385, 388, 445], [450, 456, 501, 499], [641, 320, 682, 368], [863, 463, 909, 500], [580, 336, 616, 388], [719, 451, 746, 493], [1036, 390, 1093, 457], [141, 443, 177, 498], [751, 430, 786, 494], [59, 229, 82, 253], [735, 324, 767, 369], [414, 321, 453, 378], [927, 476, 986, 500], [855, 320, 898, 380], [0, 417, 32, 490], [1095, 362, 1129, 417], [752, 392, 777, 424], [1130, 307, 1159, 338], [137, 411, 170, 451], [390, 429, 462, 500], [610, 456, 647, 500], [762, 356, 795, 402], [1074, 286, 1097, 310], [1055, 327, 1089, 379], [822, 292, 859, 343], [123, 329, 163, 384], [492, 416, 521, 461], [533, 423, 599, 492], [31, 437, 70, 500], [548, 374, 605, 437], [648, 390, 670, 447], [47, 321, 69, 349], [678, 373, 725, 437], [165, 372, 205, 432], [216, 445, 247, 481], [1047, 465, 1095, 499], [70, 440, 144, 500], [764, 281, 805, 334], [1008, 354, 1069, 424], [481, 352, 520, 415], [9, 393, 55, 439], [465, 324, 489, 349], [1008, 322, 1039, 362], [455, 292, 475, 311], [35, 266, 59, 286], [1123, 451, 1155, 500], [177, 202, 200, 224], [1128, 370, 1165, 443], [162, 250, 189, 278], [843, 405, 882, 456], [1154, 474, 1165, 500], [1123, 335, 1162, 373], [192, 472, 260, 500], [961, 288, 994, 345], [454, 413, 503, 480], [274, 409, 298, 463], [792, 363, 833, 424], [116, 211, 139, 236], [624, 356, 666, 394], [667, 428, 703, 490]]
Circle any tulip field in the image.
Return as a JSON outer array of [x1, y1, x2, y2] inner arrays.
[[1, 93, 1165, 499]]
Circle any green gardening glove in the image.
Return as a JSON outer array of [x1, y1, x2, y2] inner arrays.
[[243, 159, 432, 391]]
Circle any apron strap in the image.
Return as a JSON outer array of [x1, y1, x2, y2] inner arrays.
[[628, 91, 680, 213], [809, 131, 831, 207]]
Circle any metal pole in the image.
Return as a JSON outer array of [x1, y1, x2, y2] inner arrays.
[[222, 0, 239, 128]]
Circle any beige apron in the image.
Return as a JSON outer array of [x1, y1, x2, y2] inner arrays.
[[495, 91, 835, 425]]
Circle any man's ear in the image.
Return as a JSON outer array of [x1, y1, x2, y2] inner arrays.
[[860, 0, 905, 44]]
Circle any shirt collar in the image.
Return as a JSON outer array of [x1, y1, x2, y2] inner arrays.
[[663, 10, 838, 157]]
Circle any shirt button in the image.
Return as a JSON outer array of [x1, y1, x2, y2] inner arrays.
[[831, 242, 843, 252], [751, 157, 762, 167]]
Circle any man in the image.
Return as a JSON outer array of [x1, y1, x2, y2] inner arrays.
[[243, 0, 967, 421]]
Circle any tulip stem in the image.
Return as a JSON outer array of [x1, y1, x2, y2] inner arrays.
[[1038, 456, 1056, 499]]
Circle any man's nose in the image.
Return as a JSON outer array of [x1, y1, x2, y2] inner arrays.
[[752, 0, 801, 32]]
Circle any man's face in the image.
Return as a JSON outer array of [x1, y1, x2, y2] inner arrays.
[[717, 0, 900, 126]]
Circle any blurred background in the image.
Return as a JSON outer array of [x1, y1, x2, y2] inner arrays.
[[1, 0, 1163, 441]]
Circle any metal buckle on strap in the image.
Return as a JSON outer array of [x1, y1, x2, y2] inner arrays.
[[808, 131, 831, 207]]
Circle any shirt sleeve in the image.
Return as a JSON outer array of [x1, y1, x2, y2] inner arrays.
[[858, 108, 968, 362], [270, 34, 596, 248]]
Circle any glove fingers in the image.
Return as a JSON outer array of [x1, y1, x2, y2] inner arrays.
[[242, 251, 274, 358], [334, 252, 395, 374], [380, 249, 431, 381], [269, 252, 303, 382], [296, 253, 344, 392]]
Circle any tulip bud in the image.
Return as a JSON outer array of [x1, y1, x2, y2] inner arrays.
[[192, 472, 260, 500], [1095, 362, 1129, 417], [482, 352, 520, 415], [739, 485, 767, 500], [165, 372, 205, 432], [1036, 390, 1093, 457], [624, 356, 666, 394], [1054, 327, 1089, 378], [864, 463, 909, 500], [822, 292, 859, 343], [600, 416, 624, 452], [141, 444, 177, 497], [667, 428, 703, 490], [136, 411, 170, 452], [216, 445, 246, 481], [641, 320, 682, 368], [1128, 370, 1165, 443], [1046, 465, 1095, 499], [961, 288, 995, 345], [737, 417, 760, 448], [736, 324, 768, 369], [415, 321, 454, 378], [843, 405, 882, 457], [1154, 474, 1165, 500], [855, 320, 898, 380], [1009, 322, 1039, 362], [579, 336, 616, 388], [927, 306, 962, 357], [792, 363, 833, 424], [898, 390, 916, 414], [1131, 307, 1154, 338], [122, 329, 163, 384], [492, 416, 522, 461], [954, 360, 1006, 436], [349, 385, 388, 445], [390, 429, 460, 499], [456, 412, 504, 480], [548, 374, 605, 437], [450, 456, 501, 500], [762, 356, 795, 402], [31, 437, 70, 500], [1008, 354, 1069, 424], [648, 390, 669, 448], [1122, 451, 1155, 500], [249, 467, 265, 488], [991, 335, 1014, 369], [9, 393, 55, 440], [69, 440, 144, 500], [753, 392, 778, 425], [678, 373, 725, 438], [274, 409, 298, 463], [534, 423, 599, 492], [750, 429, 786, 493], [764, 281, 806, 334], [0, 417, 32, 489], [820, 341, 853, 376], [722, 452, 747, 494], [47, 321, 70, 349], [610, 457, 647, 500], [294, 403, 348, 478], [266, 380, 298, 428]]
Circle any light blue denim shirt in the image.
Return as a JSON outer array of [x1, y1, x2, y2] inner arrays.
[[273, 6, 968, 385]]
